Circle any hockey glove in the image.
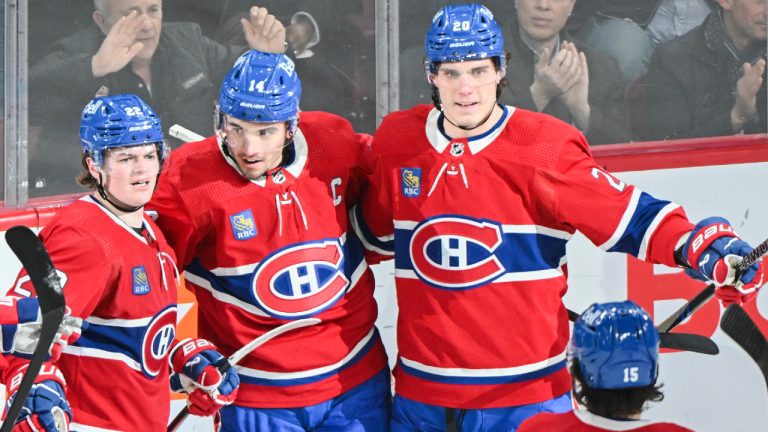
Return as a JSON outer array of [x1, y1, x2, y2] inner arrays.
[[3, 358, 71, 432], [682, 217, 765, 306], [0, 297, 82, 361], [169, 338, 240, 416]]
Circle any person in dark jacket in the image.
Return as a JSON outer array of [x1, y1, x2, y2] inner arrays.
[[501, 0, 633, 145], [634, 0, 767, 141], [28, 0, 284, 197]]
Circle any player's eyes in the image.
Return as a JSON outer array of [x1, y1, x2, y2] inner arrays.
[[443, 70, 459, 78]]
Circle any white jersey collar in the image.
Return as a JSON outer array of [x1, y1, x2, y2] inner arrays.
[[217, 127, 309, 187], [82, 195, 157, 245], [425, 105, 515, 155]]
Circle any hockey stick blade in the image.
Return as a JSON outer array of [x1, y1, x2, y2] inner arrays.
[[568, 308, 719, 354], [657, 235, 768, 333], [167, 318, 322, 432], [720, 304, 768, 391], [658, 332, 719, 355], [1, 226, 66, 432]]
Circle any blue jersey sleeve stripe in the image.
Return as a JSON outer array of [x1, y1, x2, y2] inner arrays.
[[350, 205, 394, 255], [599, 188, 641, 251], [606, 192, 676, 257], [637, 202, 680, 261]]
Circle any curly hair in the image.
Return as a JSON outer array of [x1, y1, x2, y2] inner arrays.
[[570, 359, 664, 419]]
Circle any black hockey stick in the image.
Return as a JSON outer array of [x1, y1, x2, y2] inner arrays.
[[567, 309, 719, 355], [656, 236, 768, 333], [167, 318, 321, 431], [720, 304, 768, 391], [1, 226, 67, 432]]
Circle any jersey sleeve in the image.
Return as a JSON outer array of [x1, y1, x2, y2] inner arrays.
[[550, 132, 693, 267], [350, 133, 396, 265], [8, 227, 111, 319], [147, 154, 205, 269]]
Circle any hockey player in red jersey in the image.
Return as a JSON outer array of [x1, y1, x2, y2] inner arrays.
[[2, 94, 237, 432], [518, 301, 693, 432], [146, 49, 391, 431], [352, 3, 765, 431]]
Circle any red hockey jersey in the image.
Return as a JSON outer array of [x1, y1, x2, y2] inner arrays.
[[147, 111, 387, 408], [517, 410, 693, 431], [354, 105, 693, 408], [9, 196, 178, 432]]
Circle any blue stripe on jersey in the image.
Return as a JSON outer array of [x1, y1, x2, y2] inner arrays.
[[238, 329, 379, 387], [353, 205, 394, 253], [398, 359, 567, 385], [186, 259, 253, 304], [344, 227, 367, 276], [74, 323, 145, 362], [393, 230, 567, 273], [2, 325, 18, 353], [185, 236, 368, 307], [606, 192, 673, 256]]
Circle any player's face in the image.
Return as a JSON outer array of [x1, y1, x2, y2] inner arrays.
[[222, 117, 290, 180], [91, 144, 161, 208], [515, 0, 575, 44], [432, 59, 501, 127], [97, 0, 163, 61], [721, 0, 768, 43]]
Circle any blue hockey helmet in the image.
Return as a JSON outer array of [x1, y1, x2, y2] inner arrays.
[[570, 301, 660, 390], [79, 94, 166, 168], [424, 3, 505, 76], [218, 50, 302, 133]]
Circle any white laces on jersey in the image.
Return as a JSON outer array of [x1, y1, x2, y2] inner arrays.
[[157, 251, 180, 291], [274, 190, 309, 236], [427, 161, 470, 197]]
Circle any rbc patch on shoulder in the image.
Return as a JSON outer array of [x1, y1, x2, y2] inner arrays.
[[132, 266, 151, 295], [401, 168, 422, 198], [230, 209, 258, 240]]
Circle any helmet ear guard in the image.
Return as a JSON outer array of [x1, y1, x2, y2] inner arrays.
[[569, 301, 660, 390]]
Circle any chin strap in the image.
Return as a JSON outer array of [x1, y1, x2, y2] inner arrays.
[[96, 172, 143, 213], [441, 102, 498, 132]]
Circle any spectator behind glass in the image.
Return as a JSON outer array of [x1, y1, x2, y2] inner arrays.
[[571, 0, 714, 84], [500, 0, 634, 145], [633, 0, 767, 140], [27, 0, 284, 197], [214, 4, 362, 130]]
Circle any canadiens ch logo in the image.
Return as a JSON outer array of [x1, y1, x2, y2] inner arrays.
[[251, 240, 349, 319], [141, 305, 177, 378], [132, 266, 150, 295], [230, 209, 258, 240], [401, 168, 421, 198], [410, 216, 505, 289]]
